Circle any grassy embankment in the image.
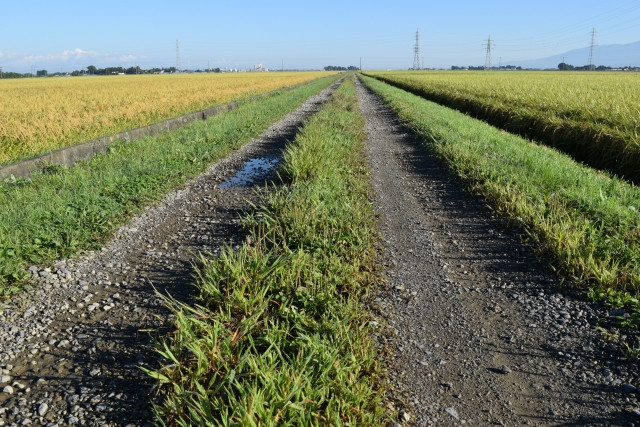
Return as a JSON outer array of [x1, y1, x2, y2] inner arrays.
[[0, 75, 339, 296], [146, 77, 389, 425], [360, 74, 640, 316], [365, 71, 640, 184]]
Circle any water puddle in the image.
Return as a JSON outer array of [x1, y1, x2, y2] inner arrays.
[[219, 155, 281, 189]]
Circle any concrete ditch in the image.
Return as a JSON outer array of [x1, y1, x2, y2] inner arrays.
[[0, 102, 238, 180]]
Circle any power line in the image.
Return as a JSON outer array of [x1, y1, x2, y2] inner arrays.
[[484, 35, 492, 70], [413, 29, 420, 70], [588, 27, 597, 70]]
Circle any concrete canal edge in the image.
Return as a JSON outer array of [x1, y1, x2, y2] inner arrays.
[[0, 102, 238, 180]]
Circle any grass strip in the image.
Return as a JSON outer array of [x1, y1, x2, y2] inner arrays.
[[365, 71, 640, 184], [0, 75, 339, 296], [359, 74, 640, 311], [146, 76, 390, 425]]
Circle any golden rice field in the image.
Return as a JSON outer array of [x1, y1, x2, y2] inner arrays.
[[369, 71, 640, 135], [0, 71, 331, 165], [367, 71, 640, 182]]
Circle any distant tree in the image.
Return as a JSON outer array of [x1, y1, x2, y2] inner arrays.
[[558, 62, 574, 70], [324, 65, 347, 71], [0, 72, 24, 79], [87, 65, 97, 74], [36, 69, 48, 77]]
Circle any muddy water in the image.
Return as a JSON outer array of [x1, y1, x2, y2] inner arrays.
[[218, 155, 281, 188]]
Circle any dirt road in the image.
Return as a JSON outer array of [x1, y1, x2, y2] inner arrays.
[[356, 76, 639, 426], [0, 83, 337, 426], [0, 76, 638, 426]]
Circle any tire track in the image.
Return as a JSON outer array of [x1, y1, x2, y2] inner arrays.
[[0, 80, 340, 426], [356, 76, 638, 426]]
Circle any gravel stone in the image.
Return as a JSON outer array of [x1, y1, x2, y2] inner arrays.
[[445, 407, 459, 420], [498, 365, 512, 375], [37, 402, 48, 416]]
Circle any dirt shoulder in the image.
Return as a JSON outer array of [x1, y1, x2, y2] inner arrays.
[[0, 82, 337, 426], [356, 76, 639, 426]]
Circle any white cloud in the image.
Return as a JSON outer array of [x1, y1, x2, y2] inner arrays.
[[0, 51, 21, 60], [119, 54, 137, 62], [60, 48, 102, 60], [22, 48, 108, 64], [0, 48, 141, 71]]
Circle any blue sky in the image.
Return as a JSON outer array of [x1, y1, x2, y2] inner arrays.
[[1, 0, 639, 72]]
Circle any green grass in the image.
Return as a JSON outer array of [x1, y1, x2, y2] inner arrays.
[[146, 76, 390, 425], [0, 75, 339, 296], [365, 71, 640, 184], [359, 74, 640, 310]]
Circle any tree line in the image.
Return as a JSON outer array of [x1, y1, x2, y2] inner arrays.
[[451, 65, 522, 71], [557, 63, 640, 71], [324, 65, 360, 71], [0, 65, 224, 79]]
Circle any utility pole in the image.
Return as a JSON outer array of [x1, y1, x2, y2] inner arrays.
[[484, 35, 492, 70], [360, 57, 362, 71], [413, 29, 420, 70], [176, 39, 181, 72], [588, 27, 596, 71]]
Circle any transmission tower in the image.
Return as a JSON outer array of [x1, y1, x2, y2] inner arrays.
[[588, 27, 597, 71], [484, 35, 492, 70], [413, 29, 420, 70], [176, 39, 182, 72]]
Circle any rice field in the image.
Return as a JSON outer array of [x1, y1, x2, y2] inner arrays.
[[366, 71, 640, 182], [0, 72, 331, 165]]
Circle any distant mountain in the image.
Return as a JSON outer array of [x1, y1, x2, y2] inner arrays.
[[511, 41, 640, 69]]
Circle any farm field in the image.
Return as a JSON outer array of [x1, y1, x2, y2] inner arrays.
[[365, 70, 640, 182], [1, 73, 640, 425], [0, 71, 331, 165]]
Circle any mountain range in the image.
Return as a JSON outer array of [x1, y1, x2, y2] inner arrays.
[[510, 41, 640, 69]]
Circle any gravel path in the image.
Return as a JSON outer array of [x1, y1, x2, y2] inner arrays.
[[2, 76, 639, 426], [356, 76, 640, 426], [0, 81, 338, 426]]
